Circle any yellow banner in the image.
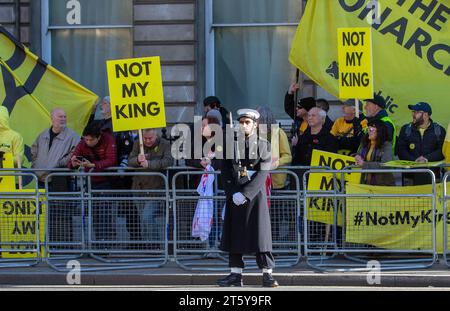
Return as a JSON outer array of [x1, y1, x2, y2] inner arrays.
[[383, 160, 444, 168], [346, 183, 450, 253], [107, 57, 166, 132], [307, 150, 361, 225], [0, 190, 46, 258], [337, 27, 374, 98], [289, 0, 450, 130], [0, 26, 98, 187]]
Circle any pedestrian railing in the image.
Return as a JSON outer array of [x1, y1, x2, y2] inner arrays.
[[0, 166, 447, 272], [44, 171, 169, 272], [304, 168, 437, 272], [0, 170, 42, 268]]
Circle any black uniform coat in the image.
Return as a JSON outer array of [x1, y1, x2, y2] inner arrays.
[[219, 134, 273, 254]]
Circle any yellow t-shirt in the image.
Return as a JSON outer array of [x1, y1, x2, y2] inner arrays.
[[330, 117, 354, 137]]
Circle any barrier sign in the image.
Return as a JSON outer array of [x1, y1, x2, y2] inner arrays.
[[307, 150, 360, 226], [0, 190, 45, 258], [337, 27, 373, 99], [346, 183, 449, 253], [107, 56, 166, 131]]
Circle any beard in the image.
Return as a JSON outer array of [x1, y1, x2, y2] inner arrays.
[[413, 115, 425, 127]]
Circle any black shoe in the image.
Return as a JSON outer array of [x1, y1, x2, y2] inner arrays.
[[217, 273, 243, 287], [262, 273, 279, 287]]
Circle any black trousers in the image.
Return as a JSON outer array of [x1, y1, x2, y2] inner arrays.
[[229, 252, 275, 269]]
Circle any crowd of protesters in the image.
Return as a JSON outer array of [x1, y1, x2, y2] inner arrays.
[[0, 88, 448, 251]]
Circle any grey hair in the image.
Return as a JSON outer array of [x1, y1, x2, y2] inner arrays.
[[102, 96, 110, 103], [309, 107, 327, 122], [143, 128, 160, 136], [51, 108, 65, 117]]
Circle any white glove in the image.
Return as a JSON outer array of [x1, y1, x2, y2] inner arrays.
[[232, 192, 247, 206]]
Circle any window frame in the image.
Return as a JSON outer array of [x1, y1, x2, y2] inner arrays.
[[204, 0, 299, 98], [40, 0, 133, 64]]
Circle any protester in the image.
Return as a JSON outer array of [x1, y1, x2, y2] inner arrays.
[[185, 116, 222, 169], [284, 83, 316, 139], [316, 98, 334, 131], [203, 96, 230, 128], [32, 108, 80, 188], [355, 119, 395, 186], [31, 108, 80, 243], [69, 121, 117, 245], [397, 102, 445, 185], [184, 116, 223, 254], [361, 94, 396, 148], [330, 103, 363, 155], [128, 129, 173, 244], [292, 107, 338, 167], [89, 96, 135, 172], [0, 106, 24, 166], [217, 109, 278, 288]]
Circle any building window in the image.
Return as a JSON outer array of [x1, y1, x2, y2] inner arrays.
[[206, 0, 301, 118], [42, 0, 132, 98]]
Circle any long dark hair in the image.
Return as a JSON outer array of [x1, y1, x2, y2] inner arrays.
[[361, 119, 388, 150]]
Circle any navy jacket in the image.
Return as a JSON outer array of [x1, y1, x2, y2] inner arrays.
[[397, 121, 446, 162]]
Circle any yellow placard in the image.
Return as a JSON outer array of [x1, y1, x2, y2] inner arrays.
[[0, 152, 16, 191], [307, 150, 361, 226], [337, 27, 374, 99], [0, 189, 46, 258], [107, 56, 166, 132], [346, 183, 450, 254]]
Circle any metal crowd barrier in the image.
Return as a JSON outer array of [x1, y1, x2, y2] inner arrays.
[[172, 169, 301, 271], [443, 172, 450, 267], [304, 168, 437, 272], [0, 170, 41, 268], [44, 171, 170, 272]]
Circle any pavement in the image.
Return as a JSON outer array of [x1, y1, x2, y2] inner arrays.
[[1, 255, 450, 287]]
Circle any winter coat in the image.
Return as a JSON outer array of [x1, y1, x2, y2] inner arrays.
[[397, 121, 446, 162], [128, 138, 173, 190], [292, 127, 338, 166], [68, 132, 117, 184], [357, 141, 395, 186], [219, 135, 273, 254], [31, 126, 80, 182]]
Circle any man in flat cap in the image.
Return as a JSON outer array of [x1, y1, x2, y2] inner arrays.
[[217, 108, 278, 288], [361, 94, 396, 149], [397, 102, 446, 185]]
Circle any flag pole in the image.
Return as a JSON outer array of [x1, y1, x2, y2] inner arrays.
[[355, 98, 360, 119], [17, 155, 22, 190], [139, 129, 144, 155]]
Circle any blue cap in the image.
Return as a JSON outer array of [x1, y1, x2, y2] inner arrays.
[[408, 102, 432, 116]]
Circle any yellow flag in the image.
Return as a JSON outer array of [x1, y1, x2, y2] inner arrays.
[[0, 26, 98, 185], [289, 0, 450, 130]]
